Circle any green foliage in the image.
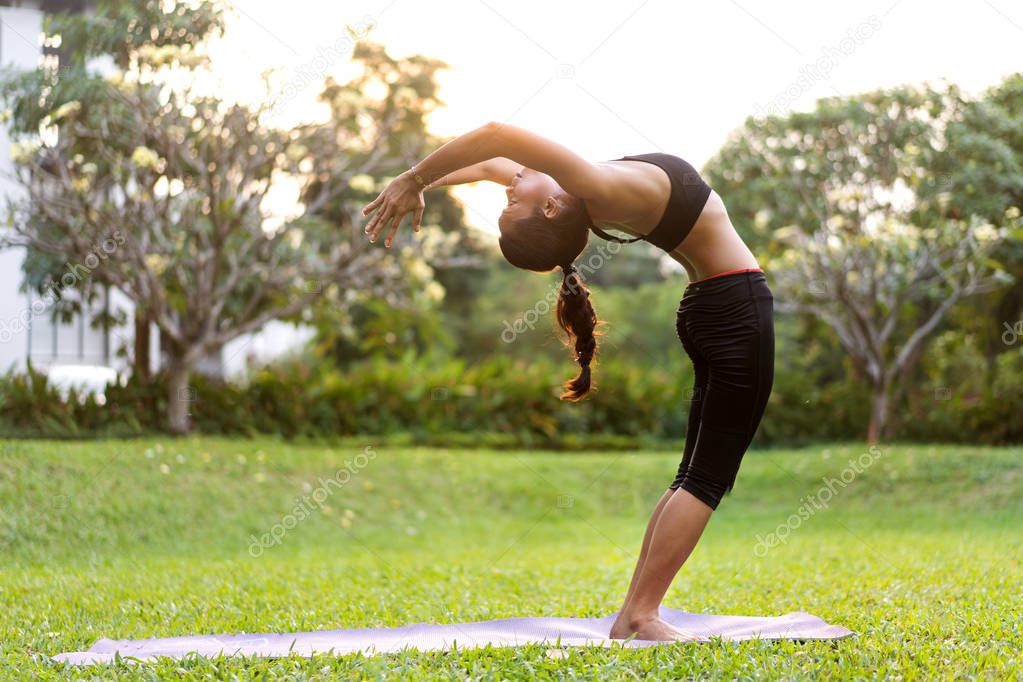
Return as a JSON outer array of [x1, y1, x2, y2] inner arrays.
[[224, 351, 694, 443], [5, 335, 1023, 444], [0, 0, 225, 318], [287, 41, 494, 369], [921, 72, 1023, 368], [704, 80, 963, 257], [46, 0, 226, 71], [1, 0, 485, 433], [919, 73, 1023, 228], [701, 75, 1023, 440], [897, 331, 1023, 444]]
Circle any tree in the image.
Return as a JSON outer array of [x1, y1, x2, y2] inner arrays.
[[287, 42, 493, 368], [918, 73, 1023, 379], [774, 212, 1011, 443], [705, 82, 1018, 443], [5, 0, 229, 380], [0, 1, 452, 433]]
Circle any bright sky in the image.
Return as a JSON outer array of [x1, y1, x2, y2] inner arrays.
[[205, 0, 1022, 236]]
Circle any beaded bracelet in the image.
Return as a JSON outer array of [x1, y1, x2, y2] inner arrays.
[[408, 163, 427, 188]]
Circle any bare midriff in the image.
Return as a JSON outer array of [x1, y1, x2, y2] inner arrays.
[[669, 190, 760, 282]]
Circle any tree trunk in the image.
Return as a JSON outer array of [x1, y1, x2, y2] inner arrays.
[[867, 381, 889, 445], [134, 314, 150, 380], [165, 358, 194, 435]]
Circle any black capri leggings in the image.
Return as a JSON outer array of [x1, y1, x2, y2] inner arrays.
[[669, 268, 775, 510]]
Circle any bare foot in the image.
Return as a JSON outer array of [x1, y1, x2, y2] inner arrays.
[[609, 614, 704, 642], [608, 616, 632, 640]]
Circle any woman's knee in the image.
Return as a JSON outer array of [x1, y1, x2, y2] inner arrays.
[[674, 478, 725, 511]]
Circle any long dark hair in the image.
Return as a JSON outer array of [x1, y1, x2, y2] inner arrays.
[[555, 263, 600, 401], [498, 198, 603, 401]]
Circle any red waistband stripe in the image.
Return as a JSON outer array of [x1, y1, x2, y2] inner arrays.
[[689, 268, 764, 285]]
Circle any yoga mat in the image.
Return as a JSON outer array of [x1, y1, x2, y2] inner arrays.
[[53, 607, 854, 665]]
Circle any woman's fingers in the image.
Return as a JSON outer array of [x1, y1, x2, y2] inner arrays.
[[362, 194, 383, 216], [366, 205, 392, 242], [373, 209, 397, 244], [364, 209, 379, 239], [412, 204, 424, 233], [382, 210, 405, 247], [363, 199, 380, 230], [364, 189, 424, 246]]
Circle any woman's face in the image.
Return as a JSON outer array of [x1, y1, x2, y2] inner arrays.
[[500, 167, 562, 223]]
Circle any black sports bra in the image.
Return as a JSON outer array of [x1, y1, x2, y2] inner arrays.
[[589, 153, 712, 252]]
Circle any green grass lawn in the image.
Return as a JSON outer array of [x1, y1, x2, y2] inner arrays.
[[0, 438, 1020, 680]]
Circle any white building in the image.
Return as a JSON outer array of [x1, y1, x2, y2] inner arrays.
[[0, 1, 311, 387]]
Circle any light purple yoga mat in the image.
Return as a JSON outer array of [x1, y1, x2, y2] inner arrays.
[[53, 607, 854, 665]]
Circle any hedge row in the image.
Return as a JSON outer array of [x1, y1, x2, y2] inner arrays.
[[2, 346, 1021, 445]]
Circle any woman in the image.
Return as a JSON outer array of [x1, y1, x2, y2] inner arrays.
[[362, 122, 775, 642]]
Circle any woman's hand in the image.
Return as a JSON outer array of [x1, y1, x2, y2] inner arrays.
[[361, 171, 426, 248]]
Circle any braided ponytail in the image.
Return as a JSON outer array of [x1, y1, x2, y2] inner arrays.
[[556, 263, 601, 401]]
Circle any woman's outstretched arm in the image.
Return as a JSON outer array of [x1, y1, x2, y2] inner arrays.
[[423, 157, 522, 190], [362, 122, 611, 247], [410, 121, 611, 199]]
